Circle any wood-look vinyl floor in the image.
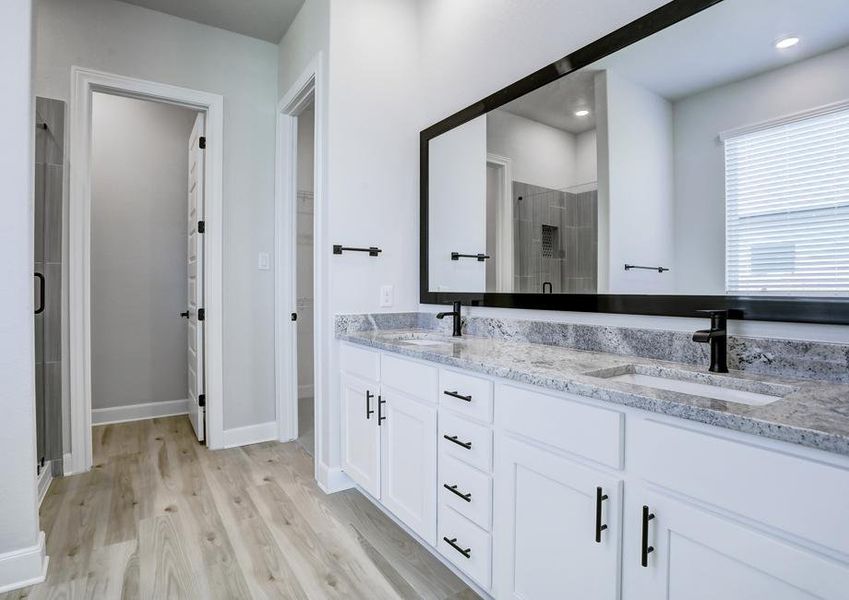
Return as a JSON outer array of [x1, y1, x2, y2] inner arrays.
[[2, 416, 477, 600]]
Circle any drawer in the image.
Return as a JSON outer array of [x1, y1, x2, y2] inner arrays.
[[630, 417, 849, 557], [496, 383, 623, 469], [438, 505, 492, 589], [439, 412, 493, 473], [340, 343, 380, 382], [439, 369, 493, 423], [381, 354, 437, 403], [439, 454, 493, 531]]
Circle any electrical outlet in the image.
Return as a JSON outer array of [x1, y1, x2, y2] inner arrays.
[[380, 285, 394, 307], [257, 252, 270, 270]]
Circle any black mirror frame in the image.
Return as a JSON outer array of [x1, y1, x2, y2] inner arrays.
[[419, 0, 849, 325]]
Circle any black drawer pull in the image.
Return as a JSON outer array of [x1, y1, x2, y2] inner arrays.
[[443, 536, 471, 558], [595, 486, 608, 543], [443, 483, 472, 502], [365, 390, 374, 420], [443, 390, 472, 402], [443, 434, 472, 450], [641, 505, 655, 567]]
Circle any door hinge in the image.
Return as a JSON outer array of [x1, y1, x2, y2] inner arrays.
[[198, 220, 205, 233], [199, 136, 206, 149], [198, 394, 206, 407], [291, 312, 297, 321], [198, 308, 205, 321]]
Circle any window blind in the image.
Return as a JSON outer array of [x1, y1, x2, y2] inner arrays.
[[724, 106, 849, 295]]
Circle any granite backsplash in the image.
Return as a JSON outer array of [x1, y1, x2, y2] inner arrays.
[[335, 312, 849, 384]]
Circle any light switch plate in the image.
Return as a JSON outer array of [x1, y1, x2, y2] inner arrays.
[[380, 284, 394, 307], [257, 252, 270, 270]]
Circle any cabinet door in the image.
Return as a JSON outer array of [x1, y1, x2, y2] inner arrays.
[[340, 373, 380, 498], [494, 435, 622, 600], [380, 387, 437, 544], [623, 486, 849, 600]]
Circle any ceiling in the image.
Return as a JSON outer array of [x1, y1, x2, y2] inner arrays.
[[118, 0, 305, 43], [500, 70, 597, 134]]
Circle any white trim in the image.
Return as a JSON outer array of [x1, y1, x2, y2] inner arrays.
[[298, 384, 315, 399], [315, 463, 354, 494], [69, 67, 226, 474], [62, 453, 74, 476], [275, 53, 326, 490], [221, 421, 278, 449], [37, 463, 53, 508], [487, 153, 513, 292], [0, 532, 48, 594], [91, 399, 190, 425], [719, 98, 849, 141]]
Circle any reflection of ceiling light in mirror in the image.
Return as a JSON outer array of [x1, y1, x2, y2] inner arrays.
[[775, 36, 800, 49], [574, 109, 590, 117]]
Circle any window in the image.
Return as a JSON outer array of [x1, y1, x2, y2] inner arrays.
[[724, 105, 849, 295]]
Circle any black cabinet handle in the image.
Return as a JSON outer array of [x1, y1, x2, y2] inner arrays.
[[180, 310, 190, 318], [641, 505, 655, 567], [365, 390, 374, 420], [443, 536, 471, 558], [443, 390, 472, 402], [451, 252, 490, 262], [34, 272, 45, 315], [595, 487, 609, 543], [377, 395, 386, 425], [443, 434, 472, 450], [443, 483, 472, 503]]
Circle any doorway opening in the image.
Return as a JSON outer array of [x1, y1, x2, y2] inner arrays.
[[295, 103, 316, 457], [88, 92, 204, 444], [68, 68, 225, 473]]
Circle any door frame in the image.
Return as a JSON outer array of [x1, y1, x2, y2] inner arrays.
[[68, 66, 225, 473], [275, 54, 327, 485], [487, 153, 513, 292]]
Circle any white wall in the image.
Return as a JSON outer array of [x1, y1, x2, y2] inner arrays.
[[429, 115, 488, 292], [90, 93, 195, 411], [574, 129, 598, 187], [35, 0, 279, 431], [0, 0, 47, 591], [673, 43, 849, 294], [599, 69, 675, 294], [487, 109, 577, 190]]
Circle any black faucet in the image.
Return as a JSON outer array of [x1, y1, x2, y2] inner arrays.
[[692, 310, 728, 373], [436, 300, 463, 337]]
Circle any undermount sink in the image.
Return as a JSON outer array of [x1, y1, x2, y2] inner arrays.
[[586, 364, 796, 406], [382, 331, 455, 347]]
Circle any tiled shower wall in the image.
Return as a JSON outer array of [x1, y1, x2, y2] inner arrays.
[[513, 181, 598, 293], [34, 97, 64, 471]]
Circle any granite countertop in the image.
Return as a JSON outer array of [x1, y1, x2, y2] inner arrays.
[[338, 328, 849, 457]]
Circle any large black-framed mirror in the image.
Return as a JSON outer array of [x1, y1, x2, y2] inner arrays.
[[420, 0, 849, 324]]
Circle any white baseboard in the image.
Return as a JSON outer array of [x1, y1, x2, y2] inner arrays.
[[221, 421, 278, 449], [316, 462, 354, 494], [298, 384, 314, 399], [37, 463, 53, 508], [91, 399, 189, 426], [0, 532, 48, 594]]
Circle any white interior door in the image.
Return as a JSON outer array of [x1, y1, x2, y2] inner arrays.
[[187, 113, 205, 442]]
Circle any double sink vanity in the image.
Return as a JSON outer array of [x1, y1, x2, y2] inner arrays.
[[336, 312, 849, 599]]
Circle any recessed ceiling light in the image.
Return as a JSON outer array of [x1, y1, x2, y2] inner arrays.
[[574, 109, 590, 117], [775, 36, 800, 49]]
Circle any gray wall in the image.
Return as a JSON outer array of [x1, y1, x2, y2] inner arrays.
[[91, 93, 196, 410]]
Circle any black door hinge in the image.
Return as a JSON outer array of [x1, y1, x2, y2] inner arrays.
[[199, 136, 206, 149], [291, 312, 297, 321], [198, 220, 205, 233], [198, 308, 205, 321], [198, 394, 206, 407]]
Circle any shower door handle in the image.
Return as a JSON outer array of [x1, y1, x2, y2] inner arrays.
[[34, 272, 45, 315]]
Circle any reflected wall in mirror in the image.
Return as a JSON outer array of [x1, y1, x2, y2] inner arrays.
[[427, 0, 849, 300]]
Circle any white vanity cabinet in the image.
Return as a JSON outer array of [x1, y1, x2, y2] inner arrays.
[[338, 341, 849, 599], [339, 344, 438, 544]]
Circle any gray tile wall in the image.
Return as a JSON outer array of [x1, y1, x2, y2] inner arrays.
[[34, 97, 65, 468], [513, 181, 598, 294]]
